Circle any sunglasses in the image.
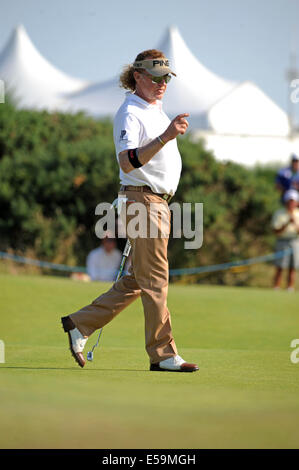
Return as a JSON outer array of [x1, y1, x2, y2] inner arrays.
[[141, 72, 172, 84]]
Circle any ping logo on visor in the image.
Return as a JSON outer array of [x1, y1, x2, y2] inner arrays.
[[152, 59, 169, 67], [133, 58, 176, 77]]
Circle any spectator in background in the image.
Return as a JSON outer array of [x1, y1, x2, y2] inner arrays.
[[86, 234, 122, 282], [291, 169, 299, 194], [272, 189, 299, 291], [275, 154, 299, 200]]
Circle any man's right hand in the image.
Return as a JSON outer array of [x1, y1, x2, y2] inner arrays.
[[162, 113, 189, 142], [119, 113, 190, 174]]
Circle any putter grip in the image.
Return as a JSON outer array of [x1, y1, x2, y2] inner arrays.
[[123, 240, 131, 257]]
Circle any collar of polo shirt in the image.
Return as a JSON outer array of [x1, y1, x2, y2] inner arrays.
[[127, 92, 163, 110]]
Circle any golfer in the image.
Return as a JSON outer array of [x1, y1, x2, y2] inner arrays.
[[61, 49, 198, 372]]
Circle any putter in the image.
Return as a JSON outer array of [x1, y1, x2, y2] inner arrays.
[[87, 198, 131, 361]]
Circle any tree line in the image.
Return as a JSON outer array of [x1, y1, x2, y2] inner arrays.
[[0, 102, 280, 285]]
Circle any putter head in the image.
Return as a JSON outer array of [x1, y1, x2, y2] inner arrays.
[[87, 351, 93, 361]]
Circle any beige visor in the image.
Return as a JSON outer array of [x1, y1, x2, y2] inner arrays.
[[133, 58, 176, 77]]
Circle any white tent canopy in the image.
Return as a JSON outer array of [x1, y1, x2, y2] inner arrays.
[[0, 25, 88, 111], [156, 26, 236, 115], [65, 76, 123, 116], [0, 24, 295, 166], [208, 81, 290, 137], [66, 25, 237, 122], [0, 24, 290, 137], [66, 26, 290, 137]]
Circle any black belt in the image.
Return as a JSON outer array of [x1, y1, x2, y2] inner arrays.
[[120, 185, 172, 203]]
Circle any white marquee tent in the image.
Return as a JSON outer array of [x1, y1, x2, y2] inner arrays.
[[0, 24, 297, 165], [0, 25, 88, 111], [66, 26, 290, 139], [66, 25, 237, 124]]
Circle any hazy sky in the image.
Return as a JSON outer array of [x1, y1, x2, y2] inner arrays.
[[1, 0, 299, 122]]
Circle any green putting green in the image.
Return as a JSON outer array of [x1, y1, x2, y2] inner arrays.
[[0, 273, 299, 449]]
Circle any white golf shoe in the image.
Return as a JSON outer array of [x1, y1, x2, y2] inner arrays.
[[61, 316, 88, 368], [150, 354, 199, 372]]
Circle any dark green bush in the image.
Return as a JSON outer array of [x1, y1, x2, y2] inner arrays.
[[0, 102, 280, 284]]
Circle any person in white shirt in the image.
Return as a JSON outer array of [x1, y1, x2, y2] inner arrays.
[[272, 189, 299, 290], [86, 236, 122, 282], [62, 49, 198, 373]]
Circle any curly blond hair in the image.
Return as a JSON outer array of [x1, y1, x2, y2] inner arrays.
[[119, 49, 166, 92]]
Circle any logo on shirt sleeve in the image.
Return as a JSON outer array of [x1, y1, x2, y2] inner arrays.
[[120, 130, 127, 141]]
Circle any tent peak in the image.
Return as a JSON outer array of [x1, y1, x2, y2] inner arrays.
[[165, 25, 184, 44], [15, 24, 26, 33], [4, 23, 35, 54], [0, 24, 88, 109], [167, 25, 179, 34], [13, 24, 29, 42]]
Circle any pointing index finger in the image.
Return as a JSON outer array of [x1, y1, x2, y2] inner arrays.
[[177, 113, 189, 119]]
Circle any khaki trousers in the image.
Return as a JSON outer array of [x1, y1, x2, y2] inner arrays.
[[69, 190, 178, 364]]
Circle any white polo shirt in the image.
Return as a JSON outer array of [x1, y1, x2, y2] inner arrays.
[[113, 92, 182, 196], [272, 208, 299, 239]]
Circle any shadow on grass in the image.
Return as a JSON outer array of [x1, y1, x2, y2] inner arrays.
[[0, 366, 147, 372]]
